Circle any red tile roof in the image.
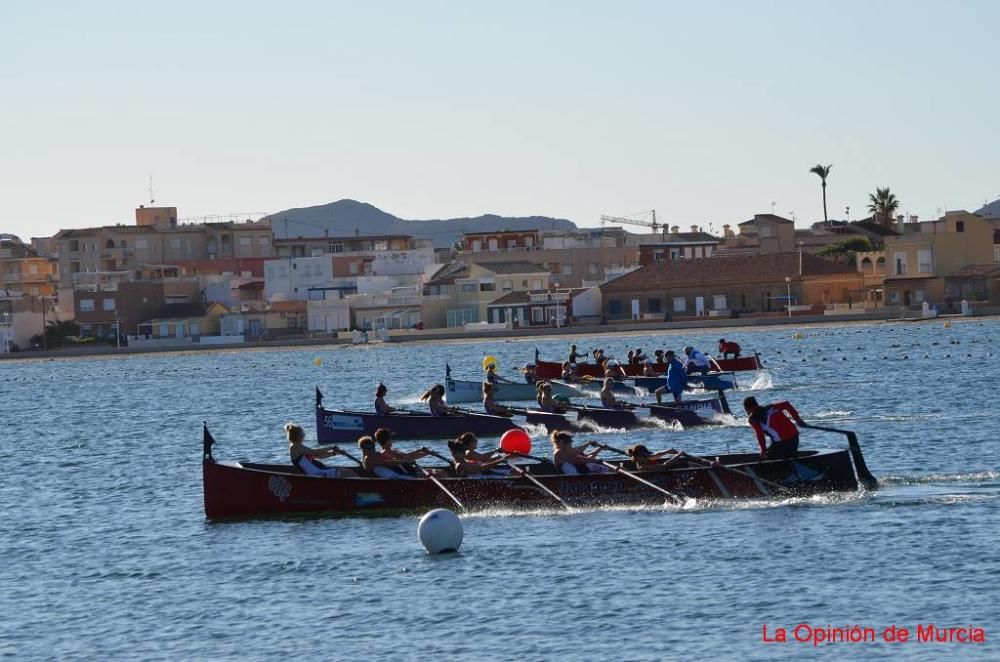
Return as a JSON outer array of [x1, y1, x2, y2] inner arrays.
[[602, 253, 854, 292]]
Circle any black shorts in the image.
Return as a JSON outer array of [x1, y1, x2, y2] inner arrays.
[[766, 435, 799, 459]]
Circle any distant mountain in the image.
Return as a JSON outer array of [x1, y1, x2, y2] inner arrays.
[[264, 199, 577, 248]]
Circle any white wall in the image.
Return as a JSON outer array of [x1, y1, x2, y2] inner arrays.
[[371, 248, 435, 276], [307, 299, 351, 332], [572, 286, 603, 318], [264, 256, 333, 301]]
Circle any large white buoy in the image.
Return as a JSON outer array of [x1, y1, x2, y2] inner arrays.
[[417, 509, 463, 554]]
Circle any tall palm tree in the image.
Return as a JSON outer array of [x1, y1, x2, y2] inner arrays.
[[868, 187, 901, 228], [809, 164, 833, 223]]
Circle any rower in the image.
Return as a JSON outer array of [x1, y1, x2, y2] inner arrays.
[[654, 350, 688, 404], [482, 382, 514, 417], [633, 348, 647, 364], [538, 382, 567, 413], [653, 349, 667, 368], [374, 383, 399, 416], [718, 338, 742, 360], [560, 361, 578, 383], [447, 438, 508, 477], [374, 427, 430, 475], [419, 384, 458, 416], [683, 346, 711, 375], [626, 444, 685, 471], [359, 435, 427, 479], [599, 377, 626, 409], [550, 431, 608, 474], [568, 344, 588, 364], [286, 423, 357, 478], [744, 396, 805, 460], [457, 431, 497, 463], [520, 363, 538, 385], [604, 360, 627, 382], [485, 362, 513, 385], [642, 360, 656, 377]]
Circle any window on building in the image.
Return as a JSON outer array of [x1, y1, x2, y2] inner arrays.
[[135, 239, 148, 250], [917, 249, 933, 274], [330, 242, 343, 253], [258, 236, 269, 246], [713, 295, 727, 310], [893, 252, 907, 276], [760, 226, 772, 238], [460, 283, 477, 293], [480, 282, 495, 292], [507, 240, 516, 249], [80, 299, 95, 312], [349, 262, 359, 275], [914, 290, 925, 303], [522, 280, 528, 287], [562, 264, 573, 275], [653, 250, 664, 262], [609, 300, 622, 315], [673, 297, 686, 312], [588, 263, 598, 275], [446, 307, 479, 327], [531, 279, 543, 290], [159, 323, 169, 337], [525, 236, 534, 248], [472, 240, 482, 252], [956, 221, 964, 233], [239, 236, 251, 246], [648, 297, 661, 313], [502, 280, 513, 292], [68, 240, 80, 252], [102, 298, 116, 311], [190, 322, 200, 336], [531, 307, 546, 323], [488, 239, 498, 250], [888, 291, 899, 304]]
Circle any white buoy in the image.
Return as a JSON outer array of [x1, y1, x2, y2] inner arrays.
[[417, 509, 463, 554]]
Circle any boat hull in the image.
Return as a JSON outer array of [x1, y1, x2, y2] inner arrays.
[[203, 448, 860, 520], [632, 372, 737, 392], [445, 378, 579, 404], [316, 407, 521, 443]]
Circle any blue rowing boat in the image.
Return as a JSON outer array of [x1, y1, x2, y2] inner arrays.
[[632, 371, 737, 392]]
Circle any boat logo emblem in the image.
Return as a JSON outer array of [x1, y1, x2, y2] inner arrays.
[[268, 475, 292, 502], [356, 493, 385, 507]]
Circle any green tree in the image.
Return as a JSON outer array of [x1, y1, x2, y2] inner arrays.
[[817, 237, 872, 266], [44, 320, 80, 347], [809, 164, 833, 223], [868, 187, 901, 228]]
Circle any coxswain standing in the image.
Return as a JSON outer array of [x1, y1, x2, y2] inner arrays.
[[743, 396, 805, 459], [718, 338, 742, 360], [654, 350, 688, 404], [568, 344, 588, 364]]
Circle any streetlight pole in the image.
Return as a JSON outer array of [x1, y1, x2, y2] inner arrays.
[[1, 311, 9, 354], [785, 276, 792, 318]]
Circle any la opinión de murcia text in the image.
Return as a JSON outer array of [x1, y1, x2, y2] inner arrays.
[[762, 624, 987, 646]]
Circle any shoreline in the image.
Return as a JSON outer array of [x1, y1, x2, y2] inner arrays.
[[1, 310, 994, 362]]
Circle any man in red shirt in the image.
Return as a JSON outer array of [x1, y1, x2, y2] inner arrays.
[[718, 338, 742, 359], [743, 396, 804, 459]]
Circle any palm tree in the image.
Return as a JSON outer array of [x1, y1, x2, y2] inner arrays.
[[809, 164, 833, 223], [868, 187, 901, 228]]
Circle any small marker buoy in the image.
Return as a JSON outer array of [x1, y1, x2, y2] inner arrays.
[[943, 322, 952, 328], [418, 509, 463, 554], [313, 358, 322, 366]]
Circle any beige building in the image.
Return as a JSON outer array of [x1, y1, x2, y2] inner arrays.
[[882, 211, 994, 308], [53, 206, 273, 289], [0, 235, 59, 298], [424, 261, 551, 327]]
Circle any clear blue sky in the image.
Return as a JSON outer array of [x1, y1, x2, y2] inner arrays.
[[2, 0, 998, 240]]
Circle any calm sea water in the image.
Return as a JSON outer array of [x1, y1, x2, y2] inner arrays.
[[1, 320, 998, 661]]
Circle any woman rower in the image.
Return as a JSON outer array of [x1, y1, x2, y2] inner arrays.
[[358, 435, 427, 479], [447, 439, 509, 477], [419, 384, 458, 416], [626, 444, 684, 471], [520, 363, 538, 384], [642, 360, 656, 377], [485, 362, 513, 386], [374, 383, 399, 416], [538, 382, 568, 413], [599, 378, 626, 409], [605, 360, 627, 382], [550, 431, 607, 474], [374, 427, 430, 475], [483, 382, 514, 417], [560, 361, 578, 383], [457, 431, 496, 463], [286, 423, 357, 478]]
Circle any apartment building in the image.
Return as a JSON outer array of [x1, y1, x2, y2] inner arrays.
[[424, 261, 551, 326], [0, 235, 59, 298]]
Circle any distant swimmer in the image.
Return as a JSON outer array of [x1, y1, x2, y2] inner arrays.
[[743, 396, 804, 460], [718, 338, 742, 360]]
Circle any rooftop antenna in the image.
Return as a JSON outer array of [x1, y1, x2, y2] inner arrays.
[[770, 201, 776, 214], [148, 174, 155, 205]]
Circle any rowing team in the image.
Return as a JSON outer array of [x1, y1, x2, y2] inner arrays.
[[287, 422, 691, 480]]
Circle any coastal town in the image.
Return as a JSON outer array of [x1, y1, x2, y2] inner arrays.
[[2, 192, 1000, 355]]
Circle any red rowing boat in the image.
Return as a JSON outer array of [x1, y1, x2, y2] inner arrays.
[[532, 348, 763, 379], [201, 425, 870, 520]]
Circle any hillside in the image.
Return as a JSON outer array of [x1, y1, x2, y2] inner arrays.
[[265, 199, 577, 248]]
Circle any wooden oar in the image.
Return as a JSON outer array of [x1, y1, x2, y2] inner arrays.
[[504, 462, 571, 510], [415, 464, 465, 511], [594, 458, 692, 507], [800, 423, 878, 490]]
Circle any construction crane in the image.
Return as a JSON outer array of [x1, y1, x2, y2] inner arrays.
[[600, 209, 660, 233]]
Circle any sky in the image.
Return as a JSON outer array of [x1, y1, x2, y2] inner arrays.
[[2, 0, 999, 240]]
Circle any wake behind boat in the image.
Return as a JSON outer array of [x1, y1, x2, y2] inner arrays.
[[315, 388, 521, 442]]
